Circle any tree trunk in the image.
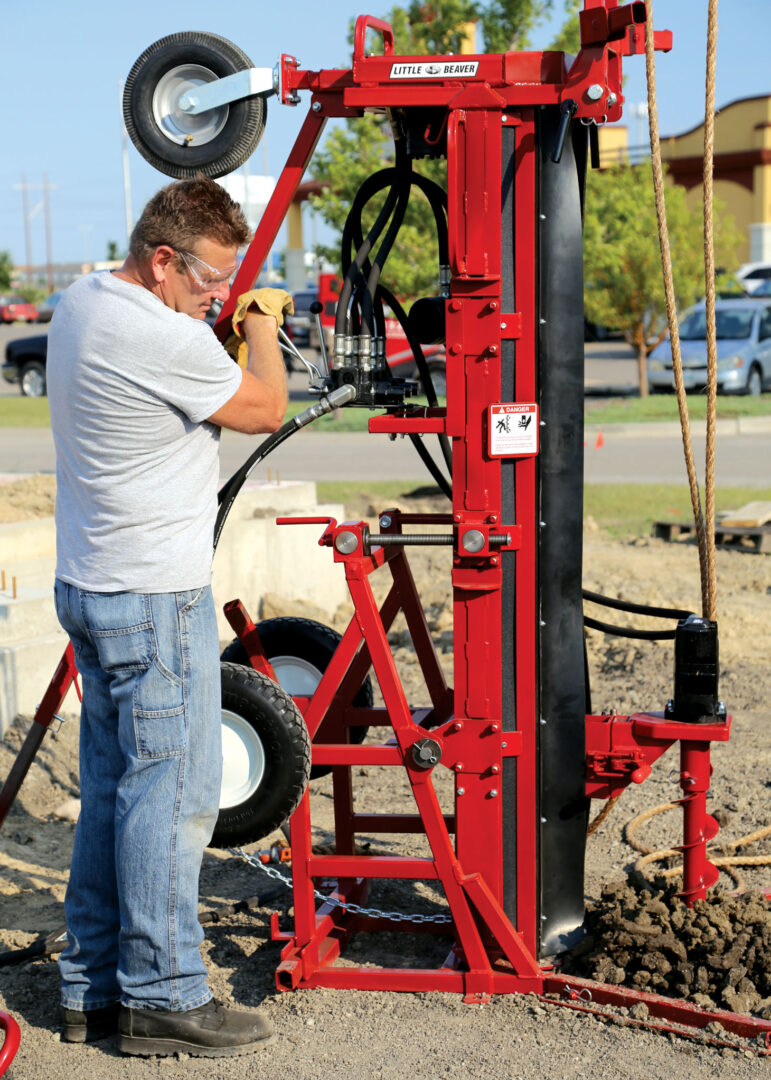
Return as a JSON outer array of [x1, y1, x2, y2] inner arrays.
[[636, 338, 649, 398]]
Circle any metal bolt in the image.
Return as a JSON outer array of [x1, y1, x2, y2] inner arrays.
[[539, 213, 547, 221], [457, 787, 466, 796], [540, 816, 547, 823], [489, 789, 499, 798], [586, 83, 604, 101], [180, 95, 197, 112], [449, 299, 462, 312], [501, 115, 508, 123], [453, 721, 464, 732], [539, 521, 546, 527], [380, 514, 392, 529], [462, 529, 485, 553], [540, 717, 547, 725], [454, 762, 464, 773], [334, 530, 359, 555], [312, 101, 322, 112], [489, 722, 499, 733], [539, 318, 546, 325], [607, 92, 617, 107], [490, 765, 500, 775], [500, 321, 507, 330], [501, 741, 507, 749], [449, 343, 462, 355], [488, 301, 498, 312], [539, 620, 546, 627], [490, 557, 498, 566]]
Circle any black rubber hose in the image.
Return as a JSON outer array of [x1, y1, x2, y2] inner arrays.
[[214, 421, 299, 551], [360, 159, 413, 338], [380, 285, 453, 482], [337, 147, 410, 338], [582, 589, 694, 621], [408, 432, 452, 499], [583, 616, 676, 641]]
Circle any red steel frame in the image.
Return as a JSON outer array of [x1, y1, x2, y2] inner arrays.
[[2, 0, 768, 1052], [213, 3, 769, 1044]]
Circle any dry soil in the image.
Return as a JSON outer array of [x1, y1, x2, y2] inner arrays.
[[1, 480, 769, 1078]]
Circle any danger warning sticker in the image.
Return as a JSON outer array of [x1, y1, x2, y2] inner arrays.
[[488, 403, 539, 458]]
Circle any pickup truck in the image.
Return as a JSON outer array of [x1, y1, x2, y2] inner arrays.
[[2, 334, 48, 397]]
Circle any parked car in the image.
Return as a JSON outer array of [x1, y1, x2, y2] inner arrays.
[[0, 294, 38, 324], [735, 262, 771, 296], [647, 299, 771, 396], [35, 290, 65, 323], [2, 333, 47, 396], [285, 288, 319, 348], [748, 278, 771, 299]]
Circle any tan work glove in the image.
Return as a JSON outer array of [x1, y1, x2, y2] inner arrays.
[[224, 288, 295, 367]]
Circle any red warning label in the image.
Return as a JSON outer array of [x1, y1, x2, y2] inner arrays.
[[488, 403, 539, 458]]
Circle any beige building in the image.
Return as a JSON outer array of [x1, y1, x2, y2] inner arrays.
[[600, 94, 771, 264]]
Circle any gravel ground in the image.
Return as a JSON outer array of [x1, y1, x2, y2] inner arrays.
[[1, 484, 770, 1077]]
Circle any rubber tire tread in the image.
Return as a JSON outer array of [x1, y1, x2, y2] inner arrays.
[[221, 617, 373, 780], [212, 662, 311, 848], [20, 360, 46, 397], [123, 31, 265, 179]]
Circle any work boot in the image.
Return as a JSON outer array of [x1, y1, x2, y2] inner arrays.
[[118, 998, 275, 1057], [60, 1002, 120, 1042]]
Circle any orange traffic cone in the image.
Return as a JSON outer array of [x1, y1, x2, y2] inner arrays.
[[594, 430, 604, 450]]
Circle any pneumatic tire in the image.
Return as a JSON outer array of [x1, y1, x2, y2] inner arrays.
[[212, 662, 311, 848], [220, 617, 373, 780], [123, 31, 266, 179]]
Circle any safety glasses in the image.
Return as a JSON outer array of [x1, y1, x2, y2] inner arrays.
[[176, 249, 237, 291]]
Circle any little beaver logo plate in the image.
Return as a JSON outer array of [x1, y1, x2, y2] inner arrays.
[[390, 61, 479, 79]]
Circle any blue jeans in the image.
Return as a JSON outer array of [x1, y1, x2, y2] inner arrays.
[[54, 580, 222, 1012]]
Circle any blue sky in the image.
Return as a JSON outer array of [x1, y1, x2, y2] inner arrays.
[[1, 0, 768, 272]]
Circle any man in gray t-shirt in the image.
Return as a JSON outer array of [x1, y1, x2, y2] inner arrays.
[[48, 177, 286, 1057]]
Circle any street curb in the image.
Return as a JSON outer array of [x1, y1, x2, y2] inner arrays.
[[584, 416, 771, 438]]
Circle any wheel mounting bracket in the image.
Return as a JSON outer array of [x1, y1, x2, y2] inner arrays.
[[178, 65, 278, 115]]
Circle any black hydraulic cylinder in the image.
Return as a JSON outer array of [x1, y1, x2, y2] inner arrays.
[[665, 614, 724, 724]]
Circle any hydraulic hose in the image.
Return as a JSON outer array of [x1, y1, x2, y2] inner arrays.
[[582, 589, 695, 640], [336, 145, 410, 339], [213, 385, 357, 551], [360, 159, 413, 338]]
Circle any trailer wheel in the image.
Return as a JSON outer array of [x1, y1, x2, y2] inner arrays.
[[220, 617, 373, 780], [212, 662, 310, 848], [123, 32, 266, 179]]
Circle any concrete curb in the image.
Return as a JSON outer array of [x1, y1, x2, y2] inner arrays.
[[584, 416, 771, 439]]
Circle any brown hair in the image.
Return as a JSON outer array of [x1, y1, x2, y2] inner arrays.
[[129, 176, 251, 263]]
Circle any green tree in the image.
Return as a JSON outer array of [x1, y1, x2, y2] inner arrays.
[[310, 1, 580, 301], [583, 164, 741, 396], [106, 240, 121, 261], [0, 250, 14, 291]]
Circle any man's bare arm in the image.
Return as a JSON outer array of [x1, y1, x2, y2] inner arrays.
[[207, 313, 288, 434]]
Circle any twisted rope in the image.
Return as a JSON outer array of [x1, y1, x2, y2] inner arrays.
[[703, 0, 719, 620], [644, 3, 711, 616]]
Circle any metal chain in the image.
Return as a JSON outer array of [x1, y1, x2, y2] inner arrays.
[[230, 847, 453, 925]]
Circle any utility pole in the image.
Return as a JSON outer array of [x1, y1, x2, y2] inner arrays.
[[43, 174, 54, 293], [14, 176, 56, 290], [19, 174, 33, 282]]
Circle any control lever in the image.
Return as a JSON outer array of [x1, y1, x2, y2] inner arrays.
[[277, 326, 323, 382], [310, 301, 331, 376], [552, 99, 578, 163]]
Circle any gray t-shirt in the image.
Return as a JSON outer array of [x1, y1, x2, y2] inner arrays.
[[48, 271, 242, 593]]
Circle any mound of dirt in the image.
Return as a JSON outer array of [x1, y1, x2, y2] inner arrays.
[[0, 473, 56, 523], [562, 877, 771, 1018]]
